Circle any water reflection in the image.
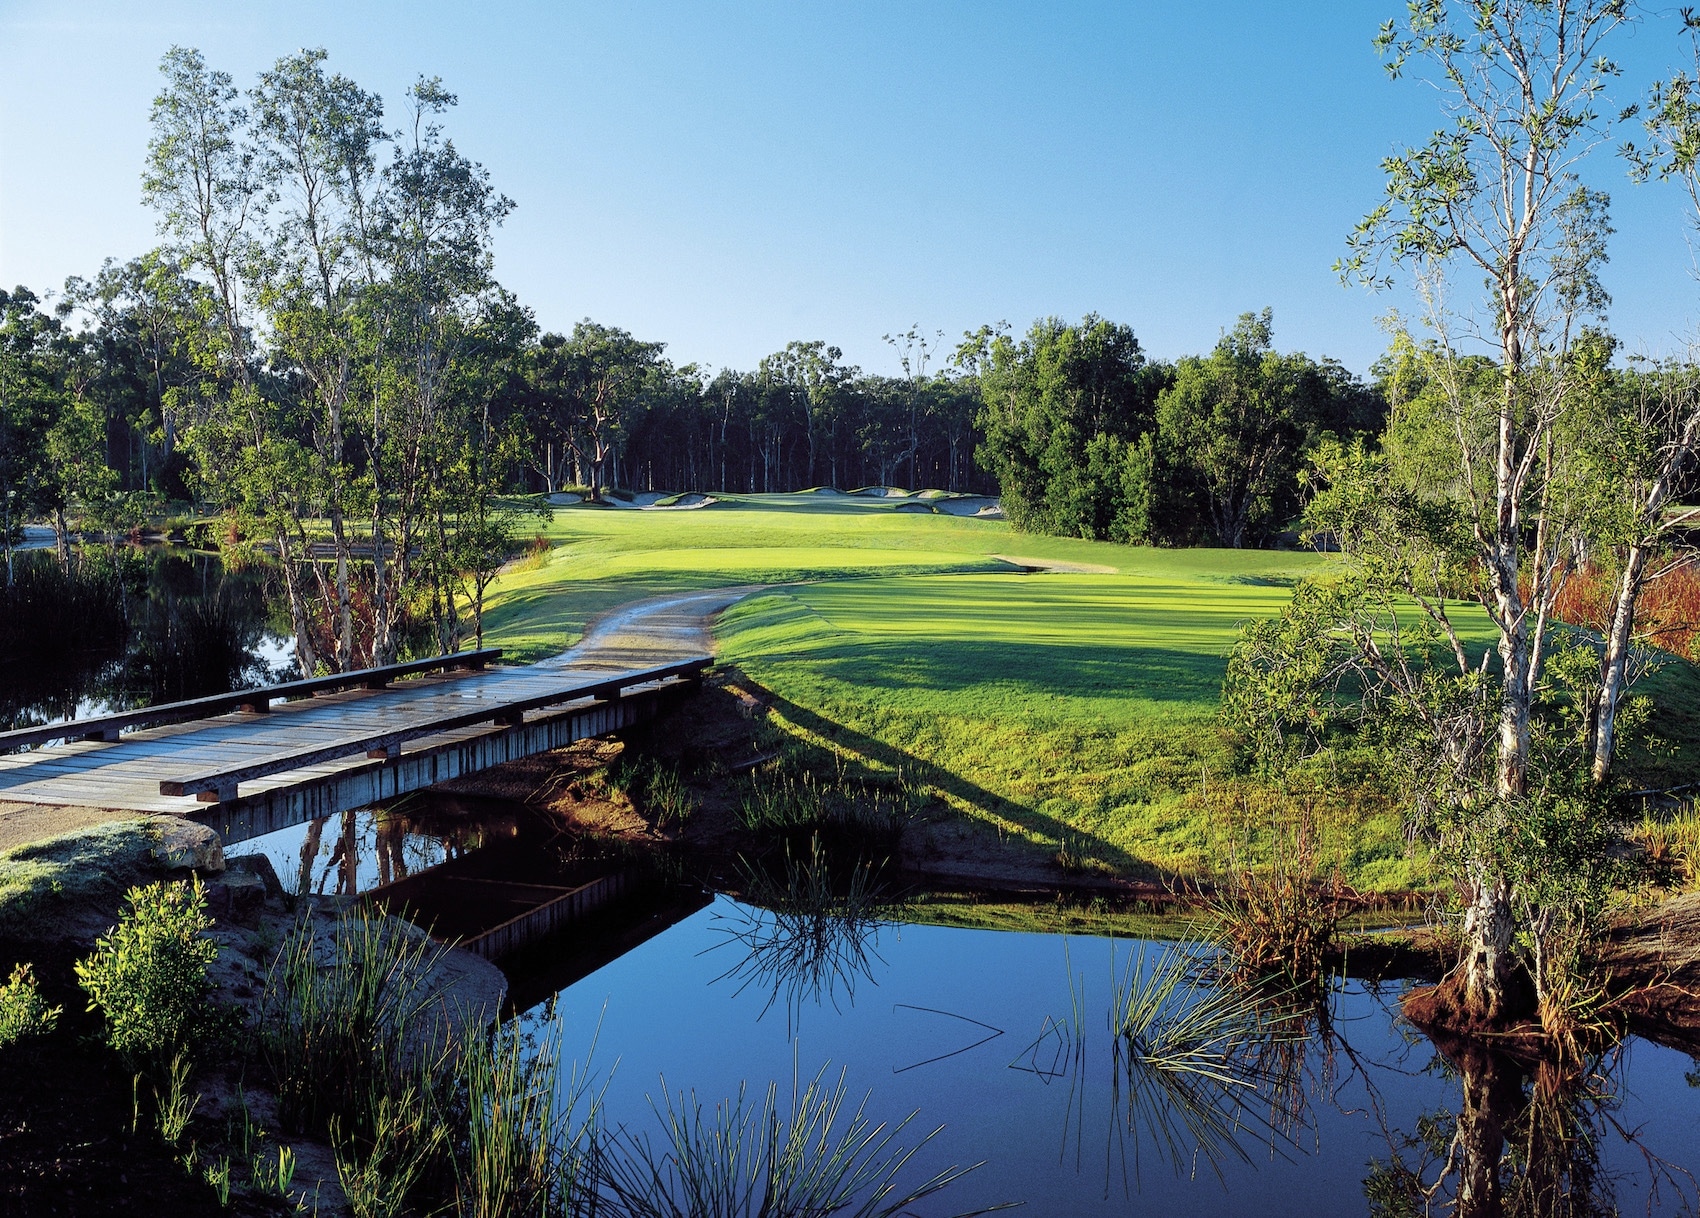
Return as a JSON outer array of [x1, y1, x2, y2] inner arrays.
[[1365, 1035, 1698, 1218], [0, 547, 290, 730], [706, 839, 902, 1030], [535, 901, 1700, 1217], [237, 794, 523, 898]]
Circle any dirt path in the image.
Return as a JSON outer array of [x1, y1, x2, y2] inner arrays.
[[534, 584, 766, 672]]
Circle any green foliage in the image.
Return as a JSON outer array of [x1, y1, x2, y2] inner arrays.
[[970, 309, 1384, 548], [74, 878, 224, 1067], [0, 963, 61, 1047], [969, 314, 1172, 539]]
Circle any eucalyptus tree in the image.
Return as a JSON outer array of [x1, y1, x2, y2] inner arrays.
[[532, 322, 664, 500], [361, 77, 514, 664], [970, 315, 1165, 537], [250, 47, 387, 671], [1155, 310, 1376, 548], [0, 288, 62, 585], [1582, 31, 1700, 784], [758, 340, 850, 488], [144, 45, 328, 676], [881, 326, 945, 489], [62, 253, 210, 496], [1242, 0, 1633, 1029]]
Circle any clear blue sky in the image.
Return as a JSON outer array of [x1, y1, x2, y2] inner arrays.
[[3, 1, 1698, 377]]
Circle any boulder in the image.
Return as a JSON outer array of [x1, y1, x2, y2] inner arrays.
[[225, 852, 284, 899], [205, 869, 268, 921], [149, 819, 225, 875]]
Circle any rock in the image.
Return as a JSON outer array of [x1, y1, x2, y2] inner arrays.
[[205, 869, 267, 921], [149, 819, 225, 875], [225, 852, 284, 899]]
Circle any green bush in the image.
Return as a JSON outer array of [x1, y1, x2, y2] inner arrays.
[[74, 878, 224, 1066], [0, 963, 61, 1047]]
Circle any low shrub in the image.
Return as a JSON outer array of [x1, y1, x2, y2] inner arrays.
[[74, 877, 226, 1066], [0, 962, 61, 1047]]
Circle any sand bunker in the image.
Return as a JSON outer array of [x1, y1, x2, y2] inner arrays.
[[992, 554, 1118, 574]]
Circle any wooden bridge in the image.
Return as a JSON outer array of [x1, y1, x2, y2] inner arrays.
[[0, 647, 709, 845]]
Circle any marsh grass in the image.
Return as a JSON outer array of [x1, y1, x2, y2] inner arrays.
[[596, 1064, 1003, 1218], [613, 756, 697, 829], [333, 1085, 442, 1218], [150, 1052, 199, 1149], [258, 905, 452, 1137], [454, 1013, 602, 1218], [1633, 802, 1700, 891], [736, 752, 916, 864]]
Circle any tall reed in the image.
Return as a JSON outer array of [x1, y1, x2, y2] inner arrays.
[[596, 1064, 996, 1218], [454, 1014, 602, 1218], [258, 905, 451, 1137]]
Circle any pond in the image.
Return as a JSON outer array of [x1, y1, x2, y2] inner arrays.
[[0, 547, 293, 731], [517, 894, 1700, 1217], [225, 799, 1700, 1215]]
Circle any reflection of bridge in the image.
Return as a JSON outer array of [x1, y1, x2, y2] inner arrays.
[[0, 589, 746, 848]]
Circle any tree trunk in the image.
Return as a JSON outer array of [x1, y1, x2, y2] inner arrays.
[[1461, 868, 1517, 1023], [1591, 544, 1646, 784], [52, 507, 70, 572], [274, 529, 319, 679]]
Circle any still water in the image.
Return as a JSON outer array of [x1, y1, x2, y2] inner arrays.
[[522, 895, 1700, 1217]]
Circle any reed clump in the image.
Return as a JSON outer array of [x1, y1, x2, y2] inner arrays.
[[1206, 797, 1348, 996], [596, 1065, 990, 1218], [737, 752, 919, 859], [257, 905, 451, 1138], [452, 1014, 601, 1218]]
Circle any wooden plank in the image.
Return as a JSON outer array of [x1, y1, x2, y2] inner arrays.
[[158, 658, 708, 800]]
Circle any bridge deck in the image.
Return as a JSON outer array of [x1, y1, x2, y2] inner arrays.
[[0, 656, 702, 816]]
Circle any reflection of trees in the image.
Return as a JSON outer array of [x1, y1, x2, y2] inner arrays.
[[708, 838, 900, 1031], [0, 548, 286, 729], [290, 801, 513, 896], [1364, 1036, 1696, 1218]]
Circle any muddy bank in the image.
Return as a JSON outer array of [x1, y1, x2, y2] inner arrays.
[[1600, 892, 1700, 1048]]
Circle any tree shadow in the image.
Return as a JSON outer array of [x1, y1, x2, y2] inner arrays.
[[739, 675, 1170, 883]]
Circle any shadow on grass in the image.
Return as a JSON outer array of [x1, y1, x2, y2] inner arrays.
[[738, 675, 1162, 883]]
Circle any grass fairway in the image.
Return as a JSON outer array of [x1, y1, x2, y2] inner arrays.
[[480, 493, 1698, 892], [481, 496, 1441, 889], [485, 494, 1124, 660], [716, 567, 1425, 891]]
